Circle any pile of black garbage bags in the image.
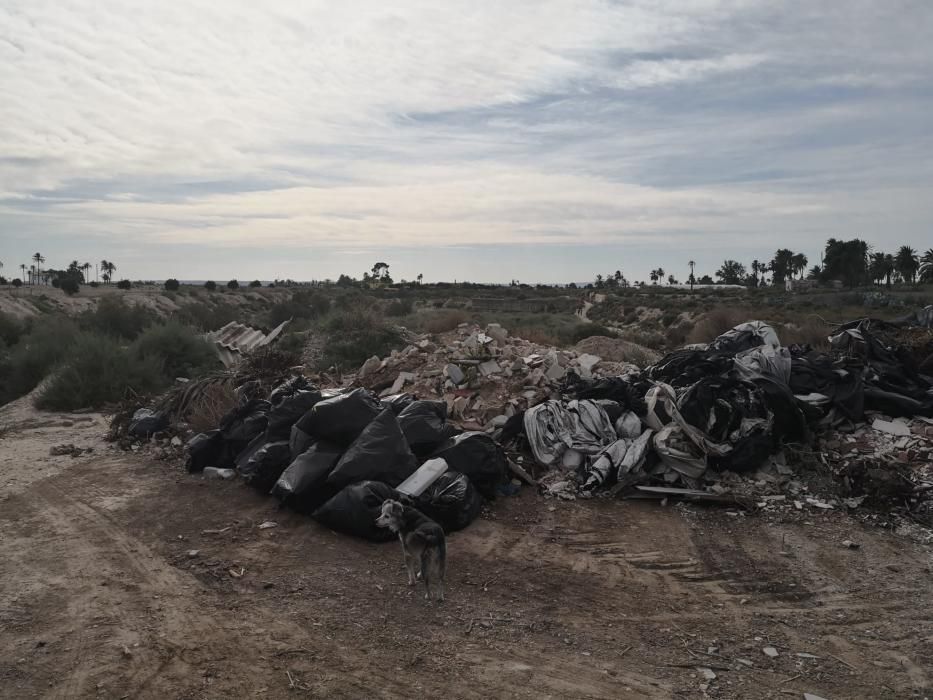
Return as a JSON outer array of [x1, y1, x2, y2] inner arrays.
[[186, 378, 508, 541], [528, 318, 933, 496]]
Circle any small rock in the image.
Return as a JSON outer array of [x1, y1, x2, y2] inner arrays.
[[444, 364, 465, 385], [479, 360, 502, 376], [170, 436, 183, 447], [841, 539, 860, 549], [359, 355, 382, 378], [763, 646, 779, 658], [186, 549, 200, 558], [121, 646, 133, 659], [258, 521, 278, 529], [803, 695, 829, 700], [697, 667, 717, 681]]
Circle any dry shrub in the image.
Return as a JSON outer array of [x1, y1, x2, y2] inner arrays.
[[686, 308, 753, 345], [777, 318, 832, 349], [421, 309, 471, 334], [186, 380, 237, 433], [620, 329, 666, 351]]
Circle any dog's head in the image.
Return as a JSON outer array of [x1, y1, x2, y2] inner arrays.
[[375, 499, 405, 532]]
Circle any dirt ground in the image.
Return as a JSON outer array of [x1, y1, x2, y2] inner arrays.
[[1, 398, 931, 699]]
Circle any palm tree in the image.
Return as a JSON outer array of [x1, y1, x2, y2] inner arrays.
[[895, 246, 919, 284], [32, 253, 45, 284], [649, 270, 658, 284], [100, 260, 116, 284], [20, 263, 26, 284], [869, 252, 888, 285], [791, 253, 808, 279], [82, 262, 91, 283], [883, 254, 895, 288], [688, 260, 696, 291], [417, 273, 423, 285]]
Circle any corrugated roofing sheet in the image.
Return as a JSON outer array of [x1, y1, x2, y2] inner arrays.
[[206, 319, 290, 367]]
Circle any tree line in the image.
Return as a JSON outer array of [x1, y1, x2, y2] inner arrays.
[[592, 240, 933, 290]]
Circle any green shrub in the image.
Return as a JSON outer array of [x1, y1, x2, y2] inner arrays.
[[175, 300, 240, 331], [0, 319, 81, 404], [0, 312, 23, 346], [116, 279, 132, 290], [36, 334, 163, 411], [130, 322, 220, 380], [267, 290, 331, 327], [249, 280, 262, 288], [60, 277, 80, 295], [385, 298, 414, 317], [227, 279, 239, 290], [164, 278, 180, 291], [79, 296, 157, 340], [319, 305, 403, 370], [204, 280, 217, 291]]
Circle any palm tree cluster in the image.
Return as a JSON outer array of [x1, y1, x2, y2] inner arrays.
[[0, 252, 119, 288], [869, 246, 928, 287]]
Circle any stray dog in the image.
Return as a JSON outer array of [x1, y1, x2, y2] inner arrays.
[[376, 500, 446, 601]]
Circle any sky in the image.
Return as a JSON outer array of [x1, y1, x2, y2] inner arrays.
[[1, 1, 932, 284]]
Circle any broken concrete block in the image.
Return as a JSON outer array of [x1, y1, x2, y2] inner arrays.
[[359, 356, 382, 377], [384, 371, 415, 396], [444, 364, 465, 384], [545, 363, 566, 381], [577, 353, 601, 372], [872, 418, 911, 436], [485, 323, 509, 343], [479, 360, 502, 376]]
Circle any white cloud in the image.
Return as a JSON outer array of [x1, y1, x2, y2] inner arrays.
[[1, 0, 932, 281]]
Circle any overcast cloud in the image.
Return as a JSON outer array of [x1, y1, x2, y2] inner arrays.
[[1, 1, 931, 283]]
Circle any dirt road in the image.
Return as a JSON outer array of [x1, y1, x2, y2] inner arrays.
[[1, 400, 931, 699]]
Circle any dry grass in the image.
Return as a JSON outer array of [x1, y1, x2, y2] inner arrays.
[[686, 308, 754, 345], [512, 326, 560, 346], [185, 380, 237, 433], [776, 318, 833, 349]]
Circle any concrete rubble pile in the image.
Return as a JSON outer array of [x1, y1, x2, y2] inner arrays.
[[346, 322, 639, 432]]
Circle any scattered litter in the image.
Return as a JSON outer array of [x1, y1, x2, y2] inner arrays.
[[258, 521, 278, 529], [841, 539, 860, 549]]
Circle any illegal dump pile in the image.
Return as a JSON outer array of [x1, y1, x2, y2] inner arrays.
[[508, 316, 932, 523], [181, 377, 509, 541]]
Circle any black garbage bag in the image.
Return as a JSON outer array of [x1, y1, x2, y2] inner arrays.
[[563, 374, 647, 412], [269, 375, 315, 405], [429, 432, 507, 500], [646, 349, 735, 388], [327, 409, 418, 489], [312, 481, 399, 542], [185, 430, 224, 473], [266, 389, 322, 440], [239, 440, 291, 492], [271, 441, 343, 512], [411, 471, 483, 532], [381, 393, 416, 414], [234, 433, 266, 471], [220, 399, 271, 444], [397, 400, 455, 459], [297, 388, 382, 446], [128, 408, 169, 438], [289, 424, 315, 459]]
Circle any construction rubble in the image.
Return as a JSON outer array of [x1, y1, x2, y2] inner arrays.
[[117, 311, 932, 542]]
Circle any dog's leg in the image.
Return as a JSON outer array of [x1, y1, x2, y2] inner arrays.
[[401, 540, 419, 586]]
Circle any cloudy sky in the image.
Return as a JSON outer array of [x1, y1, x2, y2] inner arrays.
[[2, 1, 932, 284]]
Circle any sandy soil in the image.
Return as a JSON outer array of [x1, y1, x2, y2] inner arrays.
[[1, 400, 931, 699]]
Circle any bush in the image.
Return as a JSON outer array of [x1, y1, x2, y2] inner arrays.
[[249, 280, 262, 288], [175, 299, 240, 332], [319, 305, 403, 370], [116, 279, 132, 290], [12, 278, 22, 288], [557, 323, 615, 346], [79, 296, 157, 340], [36, 334, 164, 411], [227, 279, 239, 290], [130, 322, 220, 380], [89, 280, 99, 288], [164, 278, 180, 291], [204, 280, 217, 291], [385, 298, 414, 317], [60, 277, 80, 296], [0, 312, 23, 346], [418, 309, 470, 333], [267, 290, 331, 327], [686, 308, 751, 345], [0, 319, 81, 404]]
